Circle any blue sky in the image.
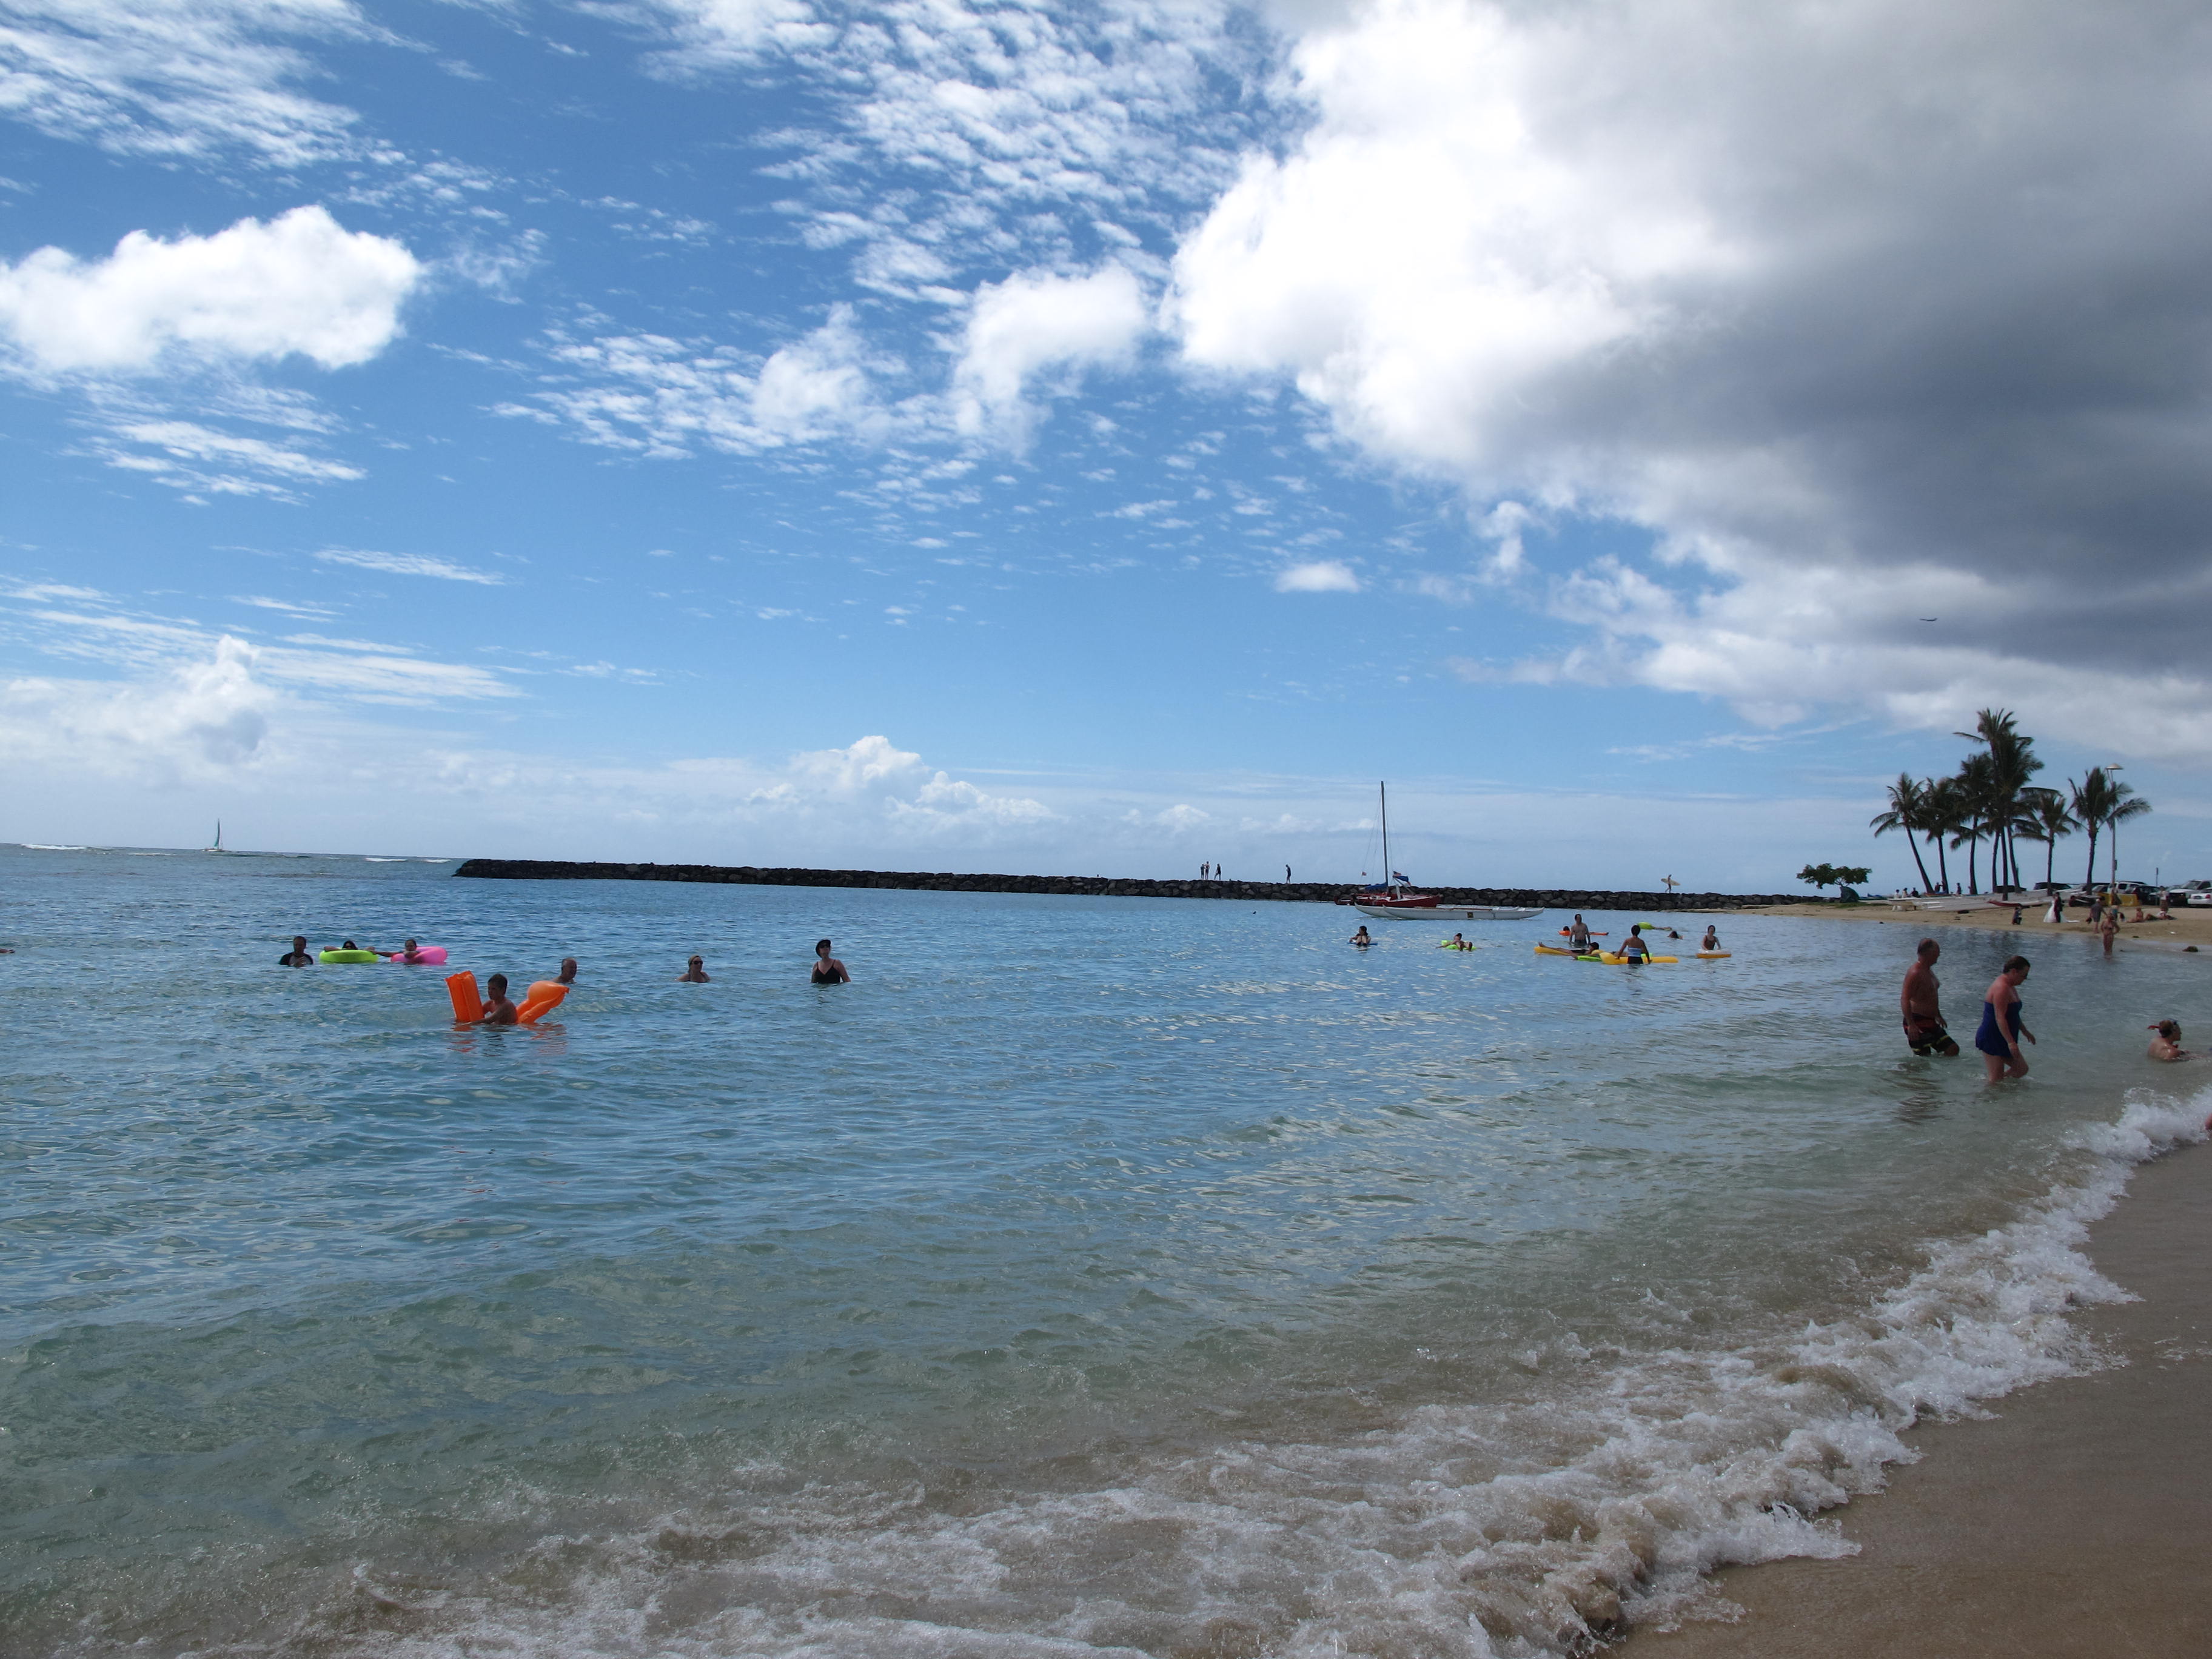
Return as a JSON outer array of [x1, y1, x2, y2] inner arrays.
[[3, 0, 2208, 886]]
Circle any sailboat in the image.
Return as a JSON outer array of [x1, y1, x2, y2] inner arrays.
[[1337, 782, 1543, 922], [205, 820, 226, 854]]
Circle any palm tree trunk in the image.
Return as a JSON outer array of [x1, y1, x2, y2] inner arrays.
[[1905, 831, 1932, 894], [1932, 831, 1949, 893], [2045, 835, 2056, 889], [2084, 825, 2100, 889], [1966, 822, 1979, 894]]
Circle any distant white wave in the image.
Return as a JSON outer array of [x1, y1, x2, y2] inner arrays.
[[238, 1088, 2209, 1659], [19, 842, 87, 850]]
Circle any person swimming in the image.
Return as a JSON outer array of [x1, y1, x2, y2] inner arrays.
[[394, 938, 431, 963], [2148, 1019, 2191, 1061], [481, 973, 518, 1026], [1973, 956, 2034, 1081], [1349, 925, 1373, 947], [677, 955, 711, 983], [1620, 925, 1651, 964], [1700, 925, 1720, 952], [811, 939, 850, 984], [278, 934, 314, 967], [1448, 932, 1469, 950], [555, 956, 578, 986], [1567, 914, 1591, 951]]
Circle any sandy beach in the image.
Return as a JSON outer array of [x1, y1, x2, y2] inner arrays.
[[1738, 896, 2212, 956], [1629, 1136, 2212, 1658]]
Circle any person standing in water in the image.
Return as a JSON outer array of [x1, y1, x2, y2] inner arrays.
[[1349, 925, 1372, 947], [1900, 937, 1957, 1056], [2099, 908, 2120, 956], [2147, 1019, 2191, 1062], [555, 957, 578, 986], [811, 939, 851, 984], [1974, 956, 2034, 1081], [1700, 925, 1720, 953], [1567, 914, 1592, 951], [278, 935, 315, 967], [1619, 925, 1651, 964], [677, 955, 710, 982]]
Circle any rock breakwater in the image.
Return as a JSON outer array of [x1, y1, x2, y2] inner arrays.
[[453, 859, 1792, 911]]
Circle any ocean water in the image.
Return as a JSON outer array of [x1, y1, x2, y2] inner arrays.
[[2, 845, 2206, 1659]]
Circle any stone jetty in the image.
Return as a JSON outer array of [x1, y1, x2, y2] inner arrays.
[[453, 859, 1791, 911]]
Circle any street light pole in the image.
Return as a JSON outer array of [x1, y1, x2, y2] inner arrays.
[[2107, 764, 2124, 894]]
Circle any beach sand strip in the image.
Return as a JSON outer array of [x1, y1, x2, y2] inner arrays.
[[1628, 1137, 2212, 1658]]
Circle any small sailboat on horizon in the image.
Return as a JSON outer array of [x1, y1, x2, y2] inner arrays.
[[205, 820, 226, 854], [1336, 782, 1543, 922]]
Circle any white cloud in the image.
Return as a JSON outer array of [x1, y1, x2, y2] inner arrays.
[[638, 0, 830, 69], [0, 206, 421, 375], [0, 0, 375, 165], [315, 549, 504, 585], [102, 420, 364, 497], [1171, 0, 2212, 754], [524, 307, 891, 457], [1274, 558, 1361, 593], [952, 266, 1150, 443], [0, 634, 272, 782]]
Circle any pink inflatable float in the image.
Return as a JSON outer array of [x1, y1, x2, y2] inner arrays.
[[386, 945, 449, 965]]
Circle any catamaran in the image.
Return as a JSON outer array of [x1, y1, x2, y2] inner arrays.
[[1336, 782, 1543, 921], [205, 821, 226, 854]]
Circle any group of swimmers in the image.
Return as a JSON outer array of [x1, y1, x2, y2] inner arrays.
[[275, 936, 854, 1024], [1900, 936, 2194, 1082], [1351, 915, 1724, 963]]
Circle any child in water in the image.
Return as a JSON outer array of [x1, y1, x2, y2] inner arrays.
[[2148, 1019, 2191, 1061], [1349, 925, 1373, 947], [481, 973, 518, 1025]]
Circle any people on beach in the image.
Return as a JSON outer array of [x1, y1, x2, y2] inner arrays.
[[278, 934, 314, 967], [811, 939, 851, 984], [1973, 956, 2034, 1081], [1350, 925, 1372, 947], [2100, 908, 2120, 955], [1568, 914, 1592, 951], [2147, 1019, 2191, 1062], [2088, 894, 2103, 930], [1620, 925, 1651, 964], [677, 955, 711, 982], [2046, 891, 2065, 925], [1900, 937, 1958, 1056], [1701, 925, 1720, 953], [481, 973, 519, 1025]]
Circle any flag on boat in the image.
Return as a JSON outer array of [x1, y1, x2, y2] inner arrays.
[[1392, 871, 1410, 883]]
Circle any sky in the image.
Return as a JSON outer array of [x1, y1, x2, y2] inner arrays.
[[1, 0, 2208, 887]]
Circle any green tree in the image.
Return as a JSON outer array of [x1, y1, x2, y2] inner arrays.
[[2016, 786, 2076, 890], [1869, 773, 1936, 893], [1954, 708, 2043, 893], [1921, 776, 1959, 893], [2068, 769, 2151, 889], [1798, 862, 1872, 896]]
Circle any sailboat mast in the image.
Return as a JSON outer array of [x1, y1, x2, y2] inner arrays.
[[1379, 782, 1389, 887]]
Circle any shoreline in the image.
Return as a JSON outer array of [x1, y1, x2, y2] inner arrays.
[[451, 857, 1795, 910], [1740, 896, 2212, 954], [1629, 1132, 2212, 1658]]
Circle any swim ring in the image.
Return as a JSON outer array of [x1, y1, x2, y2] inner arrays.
[[386, 945, 448, 965], [319, 948, 382, 964]]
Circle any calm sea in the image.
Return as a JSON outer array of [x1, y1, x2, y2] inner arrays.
[[2, 845, 2205, 1658]]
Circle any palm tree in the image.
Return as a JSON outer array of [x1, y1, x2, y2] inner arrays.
[[1950, 751, 1997, 894], [2069, 769, 2152, 889], [2019, 787, 2075, 890], [1921, 775, 1958, 893], [1870, 773, 1936, 893], [1954, 708, 2042, 893]]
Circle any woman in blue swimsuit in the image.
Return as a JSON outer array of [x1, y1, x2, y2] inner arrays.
[[1974, 955, 2035, 1081]]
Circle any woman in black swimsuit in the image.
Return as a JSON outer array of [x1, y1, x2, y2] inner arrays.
[[811, 939, 850, 984]]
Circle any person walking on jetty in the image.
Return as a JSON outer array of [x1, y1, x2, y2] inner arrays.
[[811, 939, 851, 984], [1901, 938, 1957, 1057], [1973, 956, 2034, 1081], [1200, 862, 1209, 880]]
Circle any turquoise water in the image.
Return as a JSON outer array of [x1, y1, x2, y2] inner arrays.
[[3, 845, 2206, 1658]]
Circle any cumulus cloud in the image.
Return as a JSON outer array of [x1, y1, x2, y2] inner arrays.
[[754, 734, 1054, 828], [1273, 558, 1361, 593], [0, 206, 421, 375], [1172, 0, 2212, 752], [315, 548, 503, 585], [952, 266, 1150, 443], [0, 634, 273, 782]]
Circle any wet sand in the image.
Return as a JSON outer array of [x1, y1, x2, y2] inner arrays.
[[1629, 1136, 2212, 1658]]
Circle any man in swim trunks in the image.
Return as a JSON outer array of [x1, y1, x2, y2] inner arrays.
[[1567, 914, 1592, 951], [278, 935, 314, 967], [481, 974, 518, 1025], [1901, 938, 1958, 1056]]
